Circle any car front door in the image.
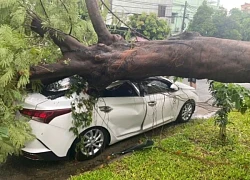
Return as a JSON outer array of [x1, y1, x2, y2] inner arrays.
[[141, 79, 174, 130], [96, 81, 147, 137]]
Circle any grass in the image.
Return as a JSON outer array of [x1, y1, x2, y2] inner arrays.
[[71, 112, 250, 180]]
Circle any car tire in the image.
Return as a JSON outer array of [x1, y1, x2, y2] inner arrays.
[[177, 100, 195, 123], [71, 127, 109, 161]]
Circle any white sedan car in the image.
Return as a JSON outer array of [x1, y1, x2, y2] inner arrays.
[[20, 77, 198, 161]]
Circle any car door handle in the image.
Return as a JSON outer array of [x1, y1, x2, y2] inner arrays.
[[148, 101, 156, 107], [99, 106, 113, 113]]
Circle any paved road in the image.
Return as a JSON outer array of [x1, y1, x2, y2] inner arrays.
[[181, 79, 212, 103], [181, 78, 250, 103], [180, 79, 250, 119]]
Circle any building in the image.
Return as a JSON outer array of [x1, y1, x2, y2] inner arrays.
[[171, 0, 214, 34], [106, 0, 173, 27], [106, 0, 220, 36], [170, 0, 220, 34], [241, 3, 250, 13]]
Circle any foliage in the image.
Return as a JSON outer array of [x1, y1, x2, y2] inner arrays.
[[188, 2, 250, 41], [71, 114, 250, 179], [0, 0, 99, 163], [66, 76, 98, 136], [188, 1, 216, 36], [127, 12, 170, 40], [61, 76, 98, 156], [209, 82, 250, 140], [0, 24, 39, 163], [29, 0, 98, 45], [212, 9, 242, 40], [0, 121, 34, 163], [229, 8, 250, 41]]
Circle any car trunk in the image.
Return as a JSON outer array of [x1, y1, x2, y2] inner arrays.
[[22, 93, 50, 110]]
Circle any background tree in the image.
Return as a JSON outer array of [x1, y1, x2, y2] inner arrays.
[[189, 4, 250, 41], [188, 1, 216, 36], [212, 9, 242, 40], [229, 8, 250, 41], [127, 12, 170, 40]]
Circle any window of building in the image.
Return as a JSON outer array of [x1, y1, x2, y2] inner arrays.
[[171, 13, 178, 24], [158, 5, 166, 17]]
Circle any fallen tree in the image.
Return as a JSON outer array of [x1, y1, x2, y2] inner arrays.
[[29, 0, 250, 90], [1, 0, 250, 163]]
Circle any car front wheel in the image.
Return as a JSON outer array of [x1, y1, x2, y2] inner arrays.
[[72, 127, 109, 161], [177, 100, 195, 123]]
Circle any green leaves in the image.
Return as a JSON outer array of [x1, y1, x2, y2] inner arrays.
[[0, 48, 13, 68], [209, 81, 250, 140], [189, 2, 250, 41], [0, 120, 34, 163], [0, 127, 8, 139], [0, 0, 103, 163], [0, 0, 17, 8], [127, 12, 170, 40], [10, 7, 26, 28], [0, 8, 41, 163], [0, 68, 14, 87], [188, 1, 215, 36], [65, 76, 97, 137]]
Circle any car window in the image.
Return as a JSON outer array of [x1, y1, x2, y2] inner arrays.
[[143, 80, 171, 95], [100, 82, 138, 97]]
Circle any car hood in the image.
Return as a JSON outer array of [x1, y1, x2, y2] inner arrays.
[[174, 81, 195, 90]]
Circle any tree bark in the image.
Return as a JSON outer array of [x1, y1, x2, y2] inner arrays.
[[85, 0, 124, 45], [29, 0, 250, 89]]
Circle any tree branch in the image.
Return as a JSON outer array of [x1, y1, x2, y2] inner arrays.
[[39, 0, 49, 20], [85, 0, 124, 45], [29, 13, 85, 53]]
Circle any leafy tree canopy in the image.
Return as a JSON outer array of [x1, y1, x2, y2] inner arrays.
[[188, 1, 216, 37], [127, 12, 170, 40], [188, 1, 250, 41], [0, 0, 101, 163]]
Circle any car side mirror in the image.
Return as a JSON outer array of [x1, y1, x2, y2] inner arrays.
[[170, 84, 178, 91]]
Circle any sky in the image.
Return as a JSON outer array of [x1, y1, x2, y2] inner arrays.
[[220, 0, 250, 10]]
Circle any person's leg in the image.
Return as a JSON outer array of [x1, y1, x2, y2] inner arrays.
[[188, 78, 196, 89], [190, 82, 196, 89]]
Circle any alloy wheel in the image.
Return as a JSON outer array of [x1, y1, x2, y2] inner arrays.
[[81, 128, 105, 156], [181, 103, 193, 121]]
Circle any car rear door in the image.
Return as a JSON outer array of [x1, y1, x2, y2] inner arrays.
[[96, 81, 147, 137]]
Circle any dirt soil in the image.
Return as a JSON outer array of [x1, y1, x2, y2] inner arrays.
[[0, 122, 181, 180]]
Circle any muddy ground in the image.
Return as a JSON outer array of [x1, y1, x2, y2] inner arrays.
[[0, 122, 182, 180]]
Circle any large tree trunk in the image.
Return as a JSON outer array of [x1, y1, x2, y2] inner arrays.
[[29, 0, 250, 89]]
